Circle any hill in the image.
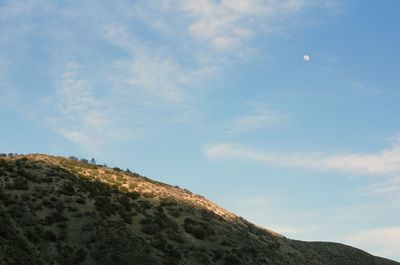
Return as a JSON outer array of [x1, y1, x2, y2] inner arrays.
[[0, 154, 398, 265]]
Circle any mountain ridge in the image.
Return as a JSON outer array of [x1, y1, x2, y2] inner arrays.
[[0, 154, 397, 265]]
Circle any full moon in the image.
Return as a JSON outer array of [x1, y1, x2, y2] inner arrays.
[[303, 54, 310, 61]]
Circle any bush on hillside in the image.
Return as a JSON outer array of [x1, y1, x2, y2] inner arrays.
[[94, 196, 116, 216], [117, 196, 131, 211], [223, 255, 241, 265], [138, 200, 153, 210], [183, 218, 214, 240], [141, 223, 162, 235], [7, 177, 29, 190], [160, 199, 178, 207], [58, 183, 75, 196], [42, 230, 57, 241], [73, 248, 87, 263], [127, 191, 140, 200]]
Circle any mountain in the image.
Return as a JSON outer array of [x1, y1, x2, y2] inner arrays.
[[0, 154, 398, 265]]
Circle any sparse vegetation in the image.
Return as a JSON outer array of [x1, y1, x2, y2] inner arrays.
[[0, 154, 397, 265], [183, 218, 209, 240], [7, 177, 29, 190]]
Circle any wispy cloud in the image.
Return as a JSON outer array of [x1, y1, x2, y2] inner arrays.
[[0, 0, 338, 148], [0, 0, 50, 19], [0, 60, 23, 112], [0, 85, 17, 108], [362, 178, 400, 202], [344, 227, 400, 260], [110, 46, 218, 104], [204, 142, 400, 177], [182, 0, 307, 52], [43, 62, 117, 151], [103, 0, 321, 102], [351, 82, 384, 95], [229, 105, 284, 132]]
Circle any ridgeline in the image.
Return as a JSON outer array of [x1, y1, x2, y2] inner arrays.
[[0, 154, 398, 265]]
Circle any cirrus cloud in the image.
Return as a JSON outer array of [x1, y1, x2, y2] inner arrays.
[[0, 0, 339, 150], [344, 227, 400, 261], [204, 142, 400, 177], [229, 105, 285, 132]]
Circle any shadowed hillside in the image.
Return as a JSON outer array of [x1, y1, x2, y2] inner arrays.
[[0, 154, 398, 265]]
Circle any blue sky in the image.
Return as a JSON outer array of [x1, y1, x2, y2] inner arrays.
[[1, 0, 400, 261]]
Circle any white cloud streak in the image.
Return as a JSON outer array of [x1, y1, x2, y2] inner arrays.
[[344, 227, 400, 260], [0, 85, 17, 108], [0, 0, 338, 148], [351, 82, 384, 95], [112, 51, 217, 103], [44, 62, 116, 151], [182, 0, 307, 51], [204, 143, 400, 177], [229, 106, 284, 132]]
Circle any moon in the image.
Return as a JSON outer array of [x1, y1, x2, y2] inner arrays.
[[303, 54, 310, 62]]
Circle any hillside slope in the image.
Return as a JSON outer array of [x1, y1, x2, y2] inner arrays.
[[0, 154, 398, 265]]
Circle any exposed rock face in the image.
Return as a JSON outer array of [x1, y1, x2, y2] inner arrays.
[[0, 154, 398, 265]]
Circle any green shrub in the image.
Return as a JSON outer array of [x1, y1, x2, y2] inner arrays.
[[94, 196, 116, 216], [127, 191, 140, 200], [55, 201, 65, 212], [83, 180, 112, 196], [42, 230, 57, 241], [45, 212, 67, 225], [183, 218, 208, 240], [15, 158, 27, 168], [166, 230, 185, 244], [150, 235, 167, 250], [139, 216, 153, 225], [58, 183, 75, 196], [8, 177, 29, 190], [0, 187, 5, 199], [212, 249, 224, 261], [3, 162, 13, 172], [25, 228, 39, 243], [75, 197, 86, 204], [138, 200, 153, 210], [141, 223, 162, 235], [160, 199, 177, 207], [67, 206, 78, 212], [73, 248, 87, 263], [167, 208, 181, 218], [117, 196, 131, 211], [223, 255, 241, 265], [154, 211, 178, 230], [119, 210, 132, 224]]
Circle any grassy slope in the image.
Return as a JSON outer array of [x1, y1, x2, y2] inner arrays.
[[0, 154, 398, 265]]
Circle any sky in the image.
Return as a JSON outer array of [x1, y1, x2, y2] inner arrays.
[[1, 0, 400, 261]]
